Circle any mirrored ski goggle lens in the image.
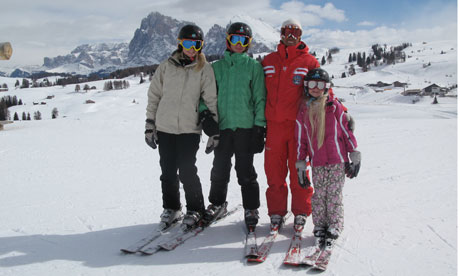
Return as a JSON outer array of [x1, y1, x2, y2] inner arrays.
[[282, 25, 302, 38], [227, 35, 251, 47], [306, 80, 326, 89], [179, 39, 203, 51]]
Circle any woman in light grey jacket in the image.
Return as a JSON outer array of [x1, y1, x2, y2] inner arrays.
[[145, 24, 218, 231]]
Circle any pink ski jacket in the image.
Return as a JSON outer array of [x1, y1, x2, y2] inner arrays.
[[295, 98, 357, 167]]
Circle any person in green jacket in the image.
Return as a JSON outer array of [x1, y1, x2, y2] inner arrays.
[[202, 22, 266, 231]]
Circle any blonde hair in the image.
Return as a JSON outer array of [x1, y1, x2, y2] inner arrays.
[[307, 94, 327, 149]]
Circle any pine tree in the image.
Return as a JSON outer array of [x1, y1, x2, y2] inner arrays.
[[21, 79, 29, 89], [13, 112, 19, 121], [27, 113, 31, 120], [75, 84, 81, 92], [83, 84, 90, 92], [0, 101, 8, 121], [34, 111, 42, 120], [22, 112, 27, 120], [52, 108, 59, 119], [357, 52, 362, 67], [327, 52, 333, 64]]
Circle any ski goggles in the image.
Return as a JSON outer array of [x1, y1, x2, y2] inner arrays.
[[226, 34, 252, 47], [305, 80, 327, 90], [178, 39, 203, 51], [282, 25, 302, 39]]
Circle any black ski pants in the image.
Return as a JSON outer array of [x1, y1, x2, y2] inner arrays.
[[157, 131, 204, 213], [209, 128, 260, 210]]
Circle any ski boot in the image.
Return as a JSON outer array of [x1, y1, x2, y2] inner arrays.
[[313, 226, 327, 249], [159, 208, 183, 230], [293, 214, 307, 235], [325, 227, 339, 250], [244, 209, 259, 232], [181, 210, 202, 232], [203, 201, 228, 224], [269, 214, 285, 232]]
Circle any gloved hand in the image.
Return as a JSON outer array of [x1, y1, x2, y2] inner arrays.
[[345, 150, 361, 178], [198, 110, 219, 137], [345, 112, 355, 132], [145, 119, 158, 149], [295, 160, 310, 188], [205, 135, 219, 154], [251, 126, 266, 154]]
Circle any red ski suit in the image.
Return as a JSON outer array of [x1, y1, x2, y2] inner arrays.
[[262, 41, 319, 217]]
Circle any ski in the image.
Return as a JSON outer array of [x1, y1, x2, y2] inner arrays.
[[283, 225, 304, 266], [247, 213, 291, 263], [244, 227, 258, 259], [312, 238, 335, 271], [140, 205, 241, 255], [120, 220, 181, 254], [302, 244, 323, 266]]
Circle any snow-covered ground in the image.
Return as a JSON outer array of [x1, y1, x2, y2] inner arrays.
[[0, 39, 457, 276]]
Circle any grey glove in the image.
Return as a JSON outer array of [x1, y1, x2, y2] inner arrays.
[[295, 160, 310, 188], [205, 134, 219, 154], [145, 120, 158, 149], [345, 112, 355, 132], [345, 150, 361, 178]]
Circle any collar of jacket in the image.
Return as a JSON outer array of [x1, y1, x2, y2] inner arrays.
[[224, 50, 249, 65], [169, 50, 206, 71], [277, 41, 309, 60]]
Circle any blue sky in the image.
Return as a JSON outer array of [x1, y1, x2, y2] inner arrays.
[[271, 0, 457, 30], [0, 0, 457, 67]]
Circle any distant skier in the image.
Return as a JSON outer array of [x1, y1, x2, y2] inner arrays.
[[202, 22, 266, 231], [261, 19, 319, 230], [295, 67, 361, 253], [145, 24, 218, 231]]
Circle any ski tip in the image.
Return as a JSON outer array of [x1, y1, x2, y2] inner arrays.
[[247, 258, 263, 263], [312, 265, 327, 271], [120, 249, 135, 254], [283, 261, 300, 266]]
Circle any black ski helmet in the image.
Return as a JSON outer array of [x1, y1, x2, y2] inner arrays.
[[227, 22, 253, 38], [177, 24, 204, 53], [226, 22, 252, 52], [304, 68, 330, 96], [178, 24, 204, 40]]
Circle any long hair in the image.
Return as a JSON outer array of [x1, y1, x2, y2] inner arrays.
[[304, 93, 327, 149]]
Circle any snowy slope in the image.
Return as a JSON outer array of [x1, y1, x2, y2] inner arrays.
[[0, 39, 457, 276]]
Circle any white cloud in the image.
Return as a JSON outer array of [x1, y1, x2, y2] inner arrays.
[[357, 21, 376, 27], [305, 1, 457, 51], [305, 23, 457, 50]]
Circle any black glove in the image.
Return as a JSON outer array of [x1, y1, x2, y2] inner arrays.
[[251, 126, 266, 154], [145, 119, 158, 149], [295, 160, 311, 188], [345, 151, 361, 178], [205, 135, 220, 154], [198, 110, 219, 137]]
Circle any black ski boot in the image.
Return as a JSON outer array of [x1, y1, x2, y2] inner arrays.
[[203, 201, 228, 223], [244, 209, 259, 231]]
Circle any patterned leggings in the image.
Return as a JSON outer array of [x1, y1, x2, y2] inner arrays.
[[312, 163, 345, 234]]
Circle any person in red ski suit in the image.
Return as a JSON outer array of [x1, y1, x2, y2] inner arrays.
[[261, 19, 319, 227]]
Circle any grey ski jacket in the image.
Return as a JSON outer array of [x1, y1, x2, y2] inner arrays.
[[146, 51, 218, 134]]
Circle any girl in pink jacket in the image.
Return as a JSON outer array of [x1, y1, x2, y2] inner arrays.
[[295, 68, 360, 250]]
